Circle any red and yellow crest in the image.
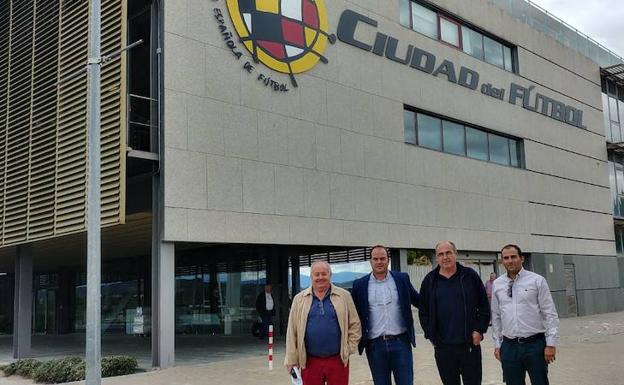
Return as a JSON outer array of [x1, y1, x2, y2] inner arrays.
[[225, 0, 335, 86]]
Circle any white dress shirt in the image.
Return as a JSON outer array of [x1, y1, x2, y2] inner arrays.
[[367, 273, 406, 339], [265, 292, 274, 311], [491, 268, 559, 348]]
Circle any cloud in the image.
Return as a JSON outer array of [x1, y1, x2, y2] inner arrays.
[[530, 0, 624, 58]]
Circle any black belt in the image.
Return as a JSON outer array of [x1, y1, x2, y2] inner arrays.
[[371, 333, 406, 342], [503, 333, 545, 344]]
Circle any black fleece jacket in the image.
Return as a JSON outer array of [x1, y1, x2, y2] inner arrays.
[[418, 263, 490, 345]]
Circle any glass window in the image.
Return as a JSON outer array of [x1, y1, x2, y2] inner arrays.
[[417, 113, 442, 150], [610, 96, 620, 123], [503, 46, 513, 72], [440, 17, 460, 47], [442, 121, 465, 155], [466, 127, 488, 161], [484, 36, 504, 68], [617, 167, 624, 195], [603, 93, 613, 142], [462, 26, 484, 60], [510, 140, 521, 167], [616, 228, 624, 255], [613, 122, 622, 143], [488, 134, 510, 166], [400, 0, 411, 27], [404, 110, 416, 144], [411, 2, 438, 39]]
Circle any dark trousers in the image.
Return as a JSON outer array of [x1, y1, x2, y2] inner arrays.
[[259, 313, 273, 338], [500, 337, 549, 385], [365, 336, 413, 385], [434, 344, 482, 385]]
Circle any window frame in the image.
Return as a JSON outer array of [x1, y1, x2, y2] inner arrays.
[[404, 106, 524, 168], [403, 0, 516, 73], [438, 14, 462, 49]]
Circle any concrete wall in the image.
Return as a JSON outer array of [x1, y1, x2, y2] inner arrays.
[[532, 253, 624, 317], [161, 0, 615, 257]]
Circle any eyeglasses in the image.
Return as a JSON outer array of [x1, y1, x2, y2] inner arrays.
[[507, 279, 514, 298]]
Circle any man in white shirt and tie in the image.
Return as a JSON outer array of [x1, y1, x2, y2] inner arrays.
[[491, 244, 559, 385]]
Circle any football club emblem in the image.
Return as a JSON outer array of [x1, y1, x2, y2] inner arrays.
[[225, 0, 336, 87]]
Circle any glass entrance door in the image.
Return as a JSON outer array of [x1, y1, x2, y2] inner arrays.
[[176, 254, 266, 336], [33, 289, 56, 334]]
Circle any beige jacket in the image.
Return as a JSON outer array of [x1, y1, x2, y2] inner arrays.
[[284, 284, 361, 369]]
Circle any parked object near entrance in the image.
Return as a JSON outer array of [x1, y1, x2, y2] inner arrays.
[[0, 355, 138, 383]]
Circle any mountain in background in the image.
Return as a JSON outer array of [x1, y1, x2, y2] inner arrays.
[[299, 271, 369, 289]]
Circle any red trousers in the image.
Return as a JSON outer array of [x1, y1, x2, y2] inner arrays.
[[302, 355, 349, 385]]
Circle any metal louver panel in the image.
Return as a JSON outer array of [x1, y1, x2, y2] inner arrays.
[[0, 0, 126, 248]]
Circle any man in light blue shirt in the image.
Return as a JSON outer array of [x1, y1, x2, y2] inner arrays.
[[352, 245, 420, 385]]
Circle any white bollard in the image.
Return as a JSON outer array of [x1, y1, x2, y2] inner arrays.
[[268, 324, 274, 370]]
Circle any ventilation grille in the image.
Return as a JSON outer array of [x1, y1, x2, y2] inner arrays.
[[0, 0, 126, 248]]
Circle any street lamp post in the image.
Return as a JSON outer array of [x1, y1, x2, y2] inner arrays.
[[86, 0, 102, 384]]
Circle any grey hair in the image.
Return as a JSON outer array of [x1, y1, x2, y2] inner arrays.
[[310, 261, 332, 276], [435, 240, 457, 253]]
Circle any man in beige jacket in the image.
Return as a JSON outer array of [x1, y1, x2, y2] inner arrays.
[[285, 261, 361, 385]]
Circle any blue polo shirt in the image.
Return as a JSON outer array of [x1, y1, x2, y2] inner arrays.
[[304, 291, 341, 357]]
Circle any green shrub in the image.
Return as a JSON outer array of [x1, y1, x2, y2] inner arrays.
[[3, 355, 137, 383], [32, 357, 85, 384], [1, 359, 43, 377], [101, 355, 138, 377]]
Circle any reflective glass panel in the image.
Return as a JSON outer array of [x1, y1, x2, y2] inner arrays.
[[404, 110, 416, 144], [417, 114, 442, 150], [484, 36, 504, 68], [411, 2, 437, 39], [612, 122, 622, 143], [503, 46, 513, 71], [440, 17, 460, 47], [617, 167, 624, 195], [488, 134, 510, 166], [603, 93, 613, 142], [466, 127, 488, 161], [442, 120, 465, 155], [610, 96, 620, 122], [462, 26, 484, 60], [400, 0, 411, 27], [510, 140, 521, 167]]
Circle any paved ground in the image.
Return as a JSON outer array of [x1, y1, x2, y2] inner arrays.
[[1, 311, 624, 385]]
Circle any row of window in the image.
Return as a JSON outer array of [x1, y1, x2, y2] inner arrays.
[[603, 93, 624, 143], [400, 0, 515, 72], [404, 109, 523, 168], [602, 78, 624, 143], [608, 155, 624, 219]]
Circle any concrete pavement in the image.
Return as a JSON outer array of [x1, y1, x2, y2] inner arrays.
[[1, 310, 623, 385]]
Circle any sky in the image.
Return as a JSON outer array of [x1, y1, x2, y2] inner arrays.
[[529, 0, 624, 58]]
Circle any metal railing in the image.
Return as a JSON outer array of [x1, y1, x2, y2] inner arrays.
[[488, 0, 624, 66]]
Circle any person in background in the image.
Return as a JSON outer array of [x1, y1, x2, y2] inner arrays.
[[256, 283, 275, 339]]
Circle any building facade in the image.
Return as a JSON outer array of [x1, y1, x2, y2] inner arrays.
[[0, 0, 623, 369]]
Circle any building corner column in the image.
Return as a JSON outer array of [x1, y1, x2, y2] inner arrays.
[[13, 244, 33, 358], [152, 241, 175, 368]]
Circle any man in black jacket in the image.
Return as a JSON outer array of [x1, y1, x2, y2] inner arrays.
[[255, 284, 275, 338], [419, 241, 490, 385]]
